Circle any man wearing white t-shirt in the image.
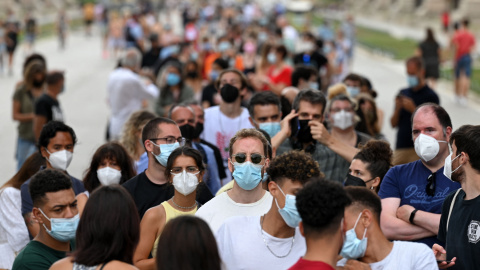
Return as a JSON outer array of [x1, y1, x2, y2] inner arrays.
[[196, 129, 272, 233], [216, 150, 322, 270], [200, 69, 254, 184], [337, 187, 437, 270]]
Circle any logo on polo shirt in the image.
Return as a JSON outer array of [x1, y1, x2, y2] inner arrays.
[[468, 220, 480, 244]]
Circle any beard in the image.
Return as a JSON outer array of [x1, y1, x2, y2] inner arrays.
[[451, 164, 466, 183]]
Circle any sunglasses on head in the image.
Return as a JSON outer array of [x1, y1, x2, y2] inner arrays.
[[426, 173, 436, 197], [232, 153, 265, 164]]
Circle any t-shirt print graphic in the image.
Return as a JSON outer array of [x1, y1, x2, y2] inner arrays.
[[216, 131, 230, 160], [403, 184, 453, 212], [468, 220, 480, 244]]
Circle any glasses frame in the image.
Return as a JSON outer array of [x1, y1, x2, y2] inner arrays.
[[170, 166, 201, 175], [231, 153, 266, 165], [149, 136, 186, 146]]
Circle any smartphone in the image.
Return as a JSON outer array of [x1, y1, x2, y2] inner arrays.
[[289, 116, 300, 138], [436, 260, 453, 264]]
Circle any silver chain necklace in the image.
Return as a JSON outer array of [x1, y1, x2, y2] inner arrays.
[[260, 215, 295, 258], [171, 196, 197, 210]]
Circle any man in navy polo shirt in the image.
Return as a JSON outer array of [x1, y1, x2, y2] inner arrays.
[[379, 104, 460, 248]]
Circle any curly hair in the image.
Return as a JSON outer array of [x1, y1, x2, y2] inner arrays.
[[266, 150, 322, 185], [296, 179, 351, 238], [120, 110, 157, 160], [353, 140, 392, 183]]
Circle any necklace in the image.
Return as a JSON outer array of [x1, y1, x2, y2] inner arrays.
[[260, 215, 295, 258], [171, 196, 197, 210]]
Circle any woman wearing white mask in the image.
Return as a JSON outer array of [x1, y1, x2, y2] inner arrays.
[[133, 146, 205, 270], [76, 142, 136, 215]]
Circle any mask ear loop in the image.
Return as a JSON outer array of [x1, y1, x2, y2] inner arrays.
[[353, 212, 368, 240]]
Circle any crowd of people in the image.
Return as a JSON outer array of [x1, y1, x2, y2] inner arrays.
[[0, 1, 479, 270]]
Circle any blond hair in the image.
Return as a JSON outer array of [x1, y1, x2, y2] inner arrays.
[[120, 110, 157, 160], [327, 83, 348, 101]]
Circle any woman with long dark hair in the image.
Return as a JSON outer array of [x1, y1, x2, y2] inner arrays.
[[0, 152, 45, 269], [133, 146, 205, 269], [50, 185, 140, 269], [156, 216, 222, 270], [417, 28, 441, 89], [76, 142, 136, 215]]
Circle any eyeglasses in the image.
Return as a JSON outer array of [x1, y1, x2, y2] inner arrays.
[[426, 173, 436, 197], [149, 136, 186, 146], [170, 166, 200, 175], [232, 153, 265, 164]]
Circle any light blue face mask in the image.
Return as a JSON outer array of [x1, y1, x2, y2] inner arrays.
[[340, 212, 368, 259], [309, 82, 319, 90], [407, 75, 419, 88], [347, 86, 360, 98], [166, 73, 181, 86], [232, 161, 263, 190], [38, 208, 79, 242], [218, 41, 231, 53], [190, 51, 199, 61], [267, 53, 277, 64], [259, 122, 282, 138], [209, 70, 219, 81], [262, 172, 269, 182], [275, 184, 301, 228], [151, 141, 180, 166]]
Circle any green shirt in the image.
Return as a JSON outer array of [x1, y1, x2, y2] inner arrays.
[[12, 84, 36, 142], [12, 241, 68, 270]]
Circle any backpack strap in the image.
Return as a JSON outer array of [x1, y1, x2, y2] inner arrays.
[[446, 188, 462, 233]]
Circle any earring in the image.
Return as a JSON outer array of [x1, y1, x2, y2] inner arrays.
[[370, 186, 374, 190]]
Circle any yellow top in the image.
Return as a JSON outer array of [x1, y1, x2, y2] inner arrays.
[[151, 200, 197, 257]]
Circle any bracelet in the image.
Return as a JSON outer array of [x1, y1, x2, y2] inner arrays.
[[409, 209, 418, 225]]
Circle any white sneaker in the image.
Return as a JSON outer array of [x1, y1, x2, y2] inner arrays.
[[459, 97, 468, 107]]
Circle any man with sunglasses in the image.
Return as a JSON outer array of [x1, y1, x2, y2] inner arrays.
[[196, 129, 273, 233], [123, 117, 213, 219], [378, 104, 460, 248], [216, 151, 321, 269]]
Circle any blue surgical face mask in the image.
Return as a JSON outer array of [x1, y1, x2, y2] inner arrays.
[[38, 208, 79, 242], [190, 51, 199, 61], [309, 82, 319, 90], [347, 86, 360, 98], [166, 73, 181, 86], [323, 45, 332, 54], [232, 161, 263, 190], [209, 70, 219, 81], [407, 75, 419, 87], [259, 122, 282, 138], [218, 41, 231, 53], [275, 183, 301, 228], [262, 172, 269, 182], [267, 53, 277, 64], [151, 141, 180, 166], [340, 212, 368, 260]]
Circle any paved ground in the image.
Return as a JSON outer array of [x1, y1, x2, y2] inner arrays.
[[1, 21, 480, 186]]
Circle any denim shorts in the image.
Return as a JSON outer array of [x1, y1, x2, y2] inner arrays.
[[16, 137, 37, 171], [455, 54, 472, 78]]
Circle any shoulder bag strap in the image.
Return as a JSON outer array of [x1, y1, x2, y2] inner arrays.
[[446, 188, 462, 233]]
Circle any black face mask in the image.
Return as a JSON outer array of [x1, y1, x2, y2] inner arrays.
[[296, 119, 314, 143], [32, 78, 45, 88], [220, 84, 239, 103], [186, 71, 198, 78], [193, 122, 204, 139], [179, 124, 195, 141], [344, 174, 367, 187]]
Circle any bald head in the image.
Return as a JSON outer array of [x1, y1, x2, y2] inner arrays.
[[169, 105, 195, 127]]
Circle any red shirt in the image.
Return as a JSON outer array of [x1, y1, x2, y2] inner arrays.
[[288, 258, 335, 270], [265, 65, 293, 91], [452, 30, 476, 60]]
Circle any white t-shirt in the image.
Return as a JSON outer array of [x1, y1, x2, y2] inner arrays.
[[336, 241, 437, 270], [195, 191, 272, 233], [216, 215, 306, 270], [200, 106, 254, 183]]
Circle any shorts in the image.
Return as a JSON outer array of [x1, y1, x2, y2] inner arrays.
[[455, 54, 472, 78], [85, 19, 93, 26], [6, 43, 16, 53]]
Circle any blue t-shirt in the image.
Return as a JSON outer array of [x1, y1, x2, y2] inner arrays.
[[395, 85, 439, 149], [378, 160, 460, 247], [193, 142, 221, 195], [135, 152, 148, 175]]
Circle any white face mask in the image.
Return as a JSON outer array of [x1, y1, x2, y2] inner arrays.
[[46, 149, 73, 171], [443, 153, 462, 182], [333, 110, 354, 130], [414, 134, 447, 162], [97, 167, 122, 186], [172, 170, 200, 196]]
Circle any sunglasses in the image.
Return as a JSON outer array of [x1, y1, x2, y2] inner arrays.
[[232, 153, 265, 164], [426, 173, 436, 197]]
